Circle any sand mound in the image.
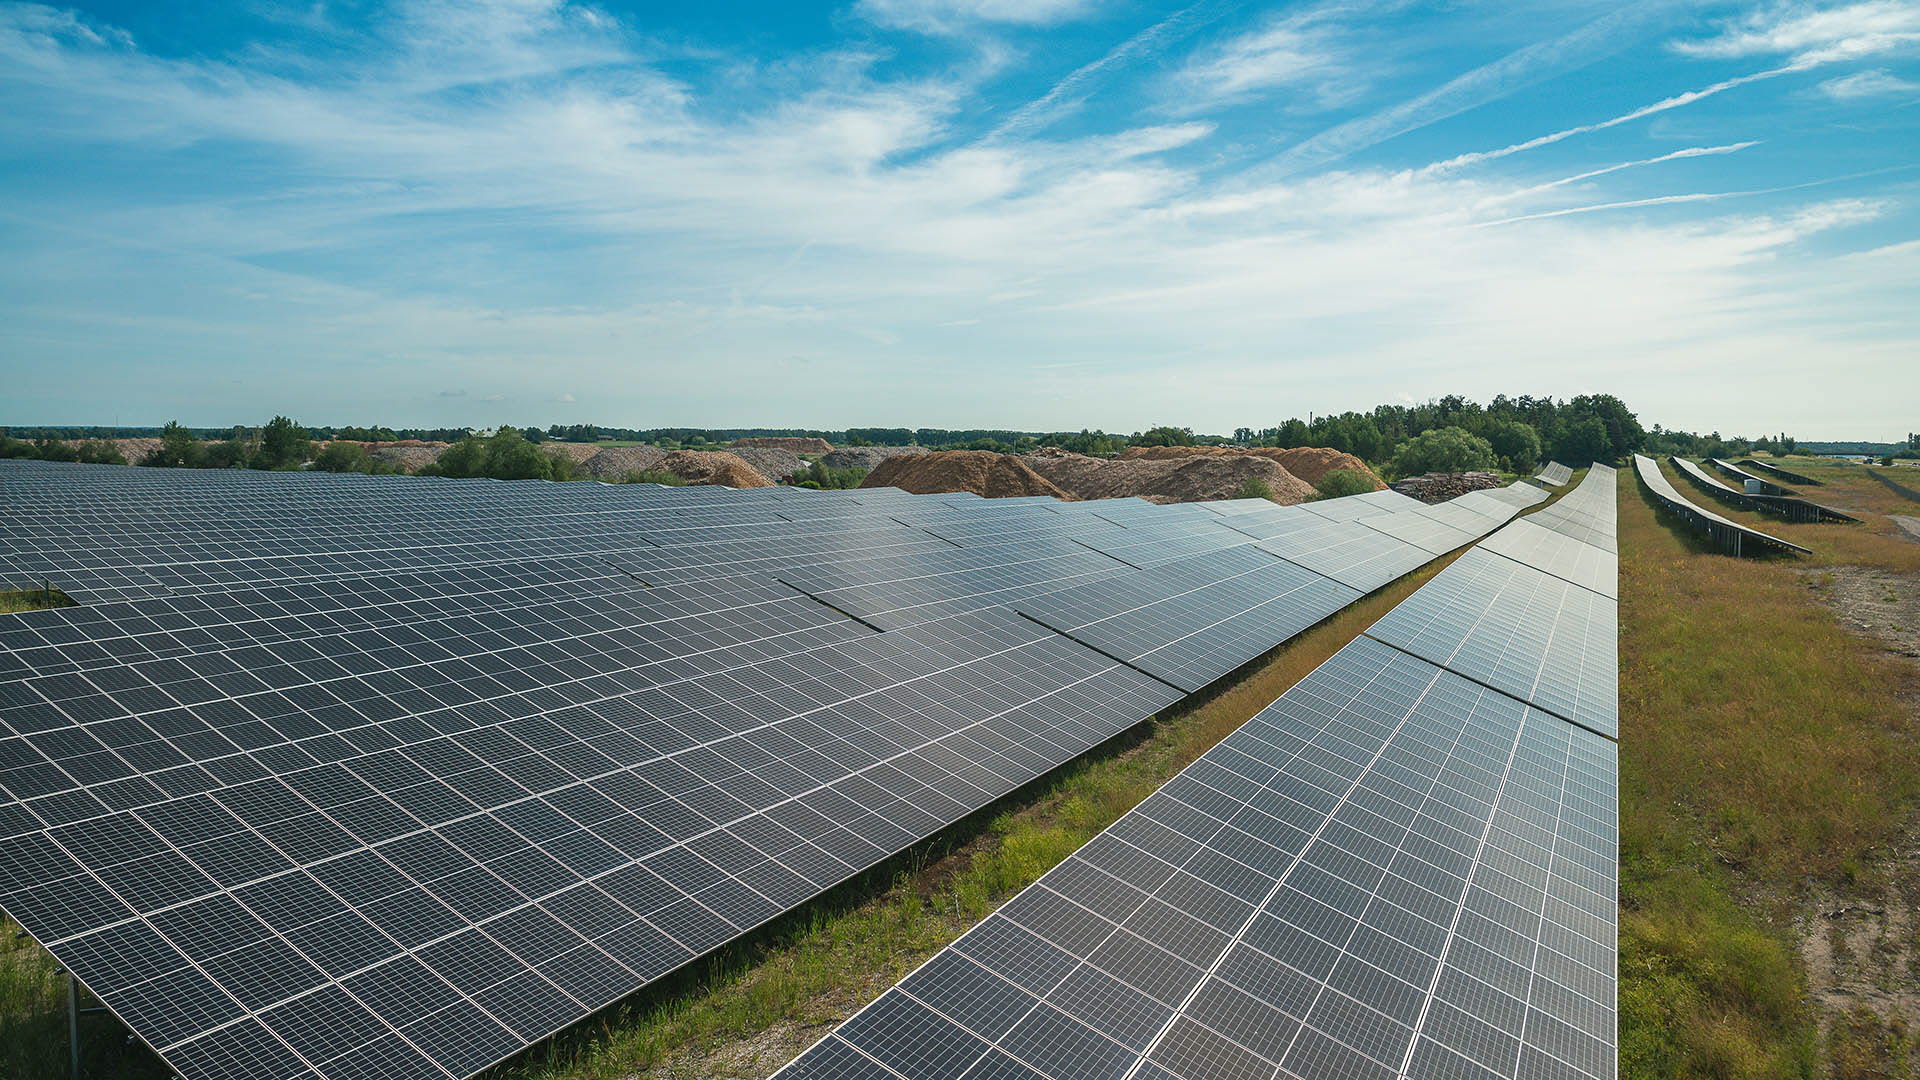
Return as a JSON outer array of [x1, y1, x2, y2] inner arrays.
[[823, 445, 929, 471], [1026, 448, 1313, 505], [367, 445, 445, 472], [1259, 448, 1382, 489], [728, 447, 804, 483], [579, 445, 668, 478], [731, 436, 834, 454], [657, 450, 774, 488], [861, 450, 1070, 500], [541, 443, 602, 464], [1115, 445, 1383, 490]]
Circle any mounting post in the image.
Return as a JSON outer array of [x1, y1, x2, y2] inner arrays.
[[69, 971, 80, 1079]]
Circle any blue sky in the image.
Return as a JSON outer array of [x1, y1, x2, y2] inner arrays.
[[1, 0, 1915, 439]]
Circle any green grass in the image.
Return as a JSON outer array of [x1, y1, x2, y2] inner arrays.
[[0, 589, 74, 614], [1617, 465, 1919, 1079]]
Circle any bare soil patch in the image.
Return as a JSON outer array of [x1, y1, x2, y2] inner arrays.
[[727, 447, 804, 483], [822, 446, 927, 472], [579, 445, 669, 478], [1799, 564, 1920, 1075], [1022, 449, 1315, 504]]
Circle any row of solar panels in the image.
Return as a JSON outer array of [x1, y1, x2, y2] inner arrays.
[[1535, 462, 1573, 487], [0, 459, 1547, 1080], [777, 464, 1620, 1080], [1668, 459, 1854, 525], [1632, 455, 1809, 557]]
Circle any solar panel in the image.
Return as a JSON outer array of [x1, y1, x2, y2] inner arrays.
[[1476, 521, 1618, 601], [1535, 463, 1573, 487], [777, 637, 1616, 1080], [2, 458, 1534, 1080], [1631, 456, 1808, 557], [1364, 548, 1618, 739], [777, 472, 1621, 1080]]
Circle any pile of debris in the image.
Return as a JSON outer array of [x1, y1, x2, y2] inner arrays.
[[727, 447, 805, 482], [861, 450, 1070, 499], [731, 436, 834, 454], [367, 443, 448, 471], [1024, 448, 1316, 505], [1117, 445, 1385, 490], [575, 445, 669, 479], [651, 450, 774, 488], [821, 445, 929, 471], [1390, 471, 1502, 503]]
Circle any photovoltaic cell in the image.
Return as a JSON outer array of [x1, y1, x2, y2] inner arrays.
[[776, 467, 1620, 1080], [776, 637, 1617, 1080], [0, 459, 1545, 1080]]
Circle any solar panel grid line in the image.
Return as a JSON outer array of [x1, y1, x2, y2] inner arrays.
[[1119, 648, 1497, 1080], [771, 475, 1618, 1080], [20, 624, 1174, 1079]]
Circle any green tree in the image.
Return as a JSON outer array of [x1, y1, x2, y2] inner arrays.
[[253, 415, 312, 469], [792, 461, 868, 490], [1391, 426, 1498, 475], [424, 427, 568, 481], [202, 438, 249, 468], [312, 442, 375, 473], [1479, 419, 1542, 474], [1312, 468, 1376, 501], [73, 440, 127, 465], [141, 421, 204, 468], [1231, 478, 1273, 501], [1132, 425, 1196, 448], [1555, 418, 1613, 464]]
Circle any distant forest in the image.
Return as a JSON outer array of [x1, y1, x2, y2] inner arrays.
[[5, 400, 1916, 480]]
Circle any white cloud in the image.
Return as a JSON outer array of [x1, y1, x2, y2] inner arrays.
[[0, 1, 1913, 439], [1818, 66, 1920, 96], [1675, 1, 1920, 65], [556, 392, 577, 403], [1169, 14, 1358, 110], [856, 0, 1093, 33]]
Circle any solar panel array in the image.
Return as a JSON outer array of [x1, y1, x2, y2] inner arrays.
[[0, 459, 1541, 1080], [778, 465, 1619, 1080], [1535, 462, 1573, 487], [1733, 459, 1820, 487], [1632, 455, 1809, 557], [1669, 459, 1854, 525], [1706, 459, 1792, 496]]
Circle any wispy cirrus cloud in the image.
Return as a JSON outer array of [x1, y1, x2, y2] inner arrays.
[[1818, 66, 1920, 96], [855, 0, 1094, 33], [0, 0, 1913, 439], [1167, 9, 1363, 112], [1675, 0, 1920, 64]]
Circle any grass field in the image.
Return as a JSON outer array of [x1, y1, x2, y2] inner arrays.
[[1618, 459, 1920, 1079], [0, 589, 73, 614]]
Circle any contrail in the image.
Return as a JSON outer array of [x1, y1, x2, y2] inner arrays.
[[1485, 141, 1761, 201], [990, 0, 1235, 139], [1425, 63, 1806, 174], [1260, 2, 1668, 176]]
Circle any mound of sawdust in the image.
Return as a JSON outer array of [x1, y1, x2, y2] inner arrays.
[[541, 443, 601, 464], [657, 450, 774, 488], [1115, 445, 1383, 490], [1259, 448, 1383, 489], [822, 445, 928, 471], [861, 450, 1071, 500], [1026, 448, 1313, 504], [731, 436, 834, 454], [579, 445, 668, 478], [727, 447, 804, 483], [367, 445, 445, 472]]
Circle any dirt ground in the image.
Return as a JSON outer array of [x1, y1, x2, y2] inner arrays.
[[1799, 564, 1920, 1075]]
